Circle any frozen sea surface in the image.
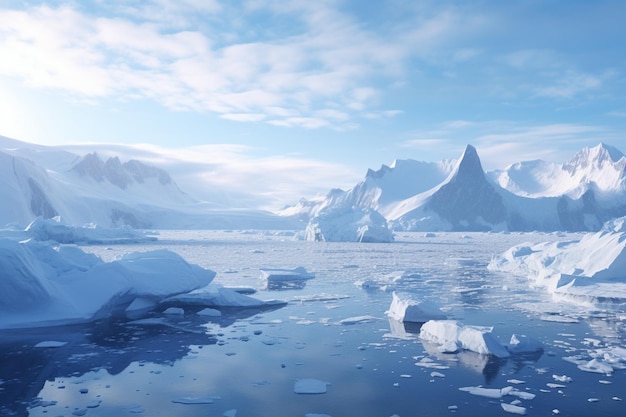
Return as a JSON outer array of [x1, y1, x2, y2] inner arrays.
[[1, 231, 625, 417]]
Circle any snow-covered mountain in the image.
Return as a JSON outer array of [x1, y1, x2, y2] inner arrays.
[[286, 143, 626, 232], [0, 135, 297, 229], [488, 143, 626, 199]]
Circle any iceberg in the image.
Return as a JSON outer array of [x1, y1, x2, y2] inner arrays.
[[420, 320, 510, 358], [305, 206, 394, 242], [488, 217, 626, 304], [386, 292, 446, 323], [0, 238, 215, 329]]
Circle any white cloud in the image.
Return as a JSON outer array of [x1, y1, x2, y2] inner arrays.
[[0, 1, 480, 131], [534, 71, 605, 99], [60, 142, 360, 210]]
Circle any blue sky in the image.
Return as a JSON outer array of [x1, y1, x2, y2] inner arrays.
[[1, 0, 625, 208]]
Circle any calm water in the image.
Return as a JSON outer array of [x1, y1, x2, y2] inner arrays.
[[1, 231, 624, 417]]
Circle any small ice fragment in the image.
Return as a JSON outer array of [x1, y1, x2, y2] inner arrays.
[[400, 374, 413, 378], [172, 396, 220, 404], [552, 409, 560, 415], [79, 388, 89, 394], [294, 379, 329, 394], [578, 359, 613, 375], [507, 334, 543, 354], [430, 372, 445, 378], [599, 380, 612, 384], [459, 386, 511, 399], [338, 315, 378, 325], [509, 390, 535, 400], [35, 341, 67, 348], [86, 399, 101, 408], [613, 397, 622, 401], [501, 403, 527, 415], [587, 398, 599, 403], [552, 374, 572, 383], [547, 383, 566, 389], [163, 307, 185, 315], [448, 405, 458, 410], [507, 379, 525, 385]]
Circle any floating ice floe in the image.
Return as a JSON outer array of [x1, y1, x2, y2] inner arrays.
[[386, 292, 447, 323], [259, 267, 315, 290], [304, 205, 394, 243], [0, 238, 215, 329], [488, 217, 626, 305], [420, 320, 510, 358], [34, 341, 68, 348], [171, 396, 221, 404], [501, 402, 527, 415], [355, 270, 423, 292], [294, 378, 330, 394]]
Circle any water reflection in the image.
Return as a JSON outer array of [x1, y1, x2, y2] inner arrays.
[[386, 318, 543, 385], [0, 317, 217, 416]]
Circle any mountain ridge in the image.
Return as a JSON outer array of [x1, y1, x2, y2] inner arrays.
[[291, 143, 626, 232]]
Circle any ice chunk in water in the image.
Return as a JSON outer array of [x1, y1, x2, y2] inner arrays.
[[578, 358, 614, 375], [386, 292, 446, 323], [294, 379, 329, 394], [501, 403, 527, 415], [172, 396, 220, 404], [420, 320, 510, 358], [458, 386, 512, 399], [34, 341, 67, 348], [507, 334, 543, 353]]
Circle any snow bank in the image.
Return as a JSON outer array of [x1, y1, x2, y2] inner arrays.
[[419, 320, 510, 358], [386, 292, 446, 323], [488, 217, 626, 304], [0, 238, 215, 329], [305, 206, 394, 242], [25, 217, 157, 244]]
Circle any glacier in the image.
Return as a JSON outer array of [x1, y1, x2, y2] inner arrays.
[[489, 216, 626, 306]]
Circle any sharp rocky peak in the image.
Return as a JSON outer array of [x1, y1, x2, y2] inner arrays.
[[447, 144, 486, 184]]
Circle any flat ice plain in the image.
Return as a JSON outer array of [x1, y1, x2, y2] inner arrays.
[[2, 230, 625, 417]]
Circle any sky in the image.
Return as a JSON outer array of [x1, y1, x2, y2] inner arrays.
[[1, 0, 626, 210]]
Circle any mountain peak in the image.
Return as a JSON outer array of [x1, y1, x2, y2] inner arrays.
[[447, 144, 485, 185], [567, 143, 625, 171]]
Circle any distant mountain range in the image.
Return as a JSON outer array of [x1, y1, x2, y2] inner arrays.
[[282, 143, 626, 232], [1, 133, 624, 232], [0, 135, 297, 229]]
